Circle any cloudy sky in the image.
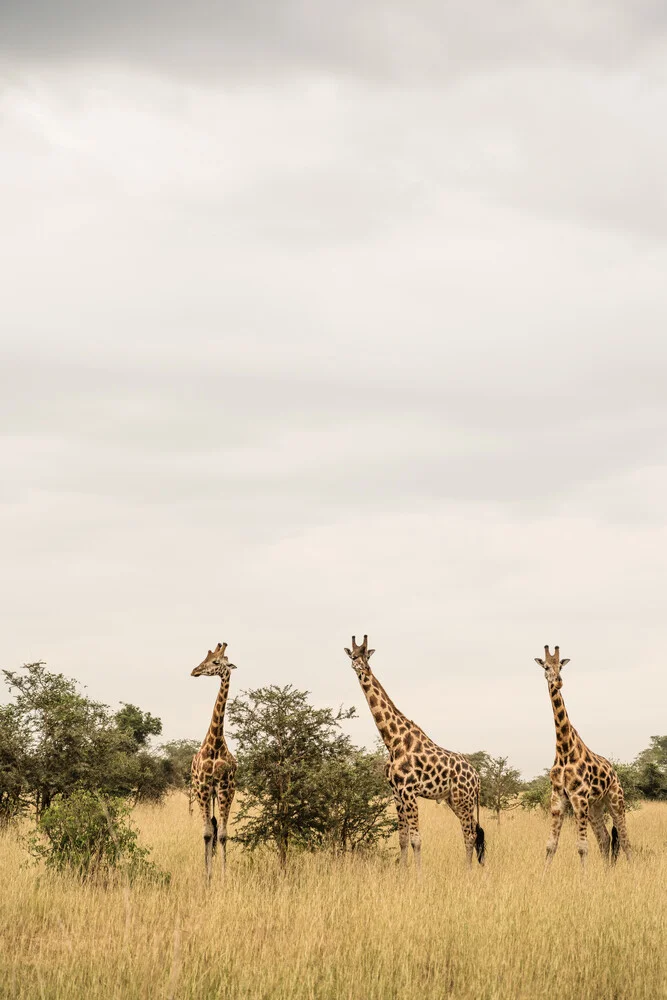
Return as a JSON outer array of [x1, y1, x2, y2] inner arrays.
[[2, 2, 666, 777]]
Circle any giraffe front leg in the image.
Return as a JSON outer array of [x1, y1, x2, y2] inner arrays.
[[570, 795, 590, 870], [544, 790, 567, 872], [402, 793, 421, 870], [392, 790, 410, 867]]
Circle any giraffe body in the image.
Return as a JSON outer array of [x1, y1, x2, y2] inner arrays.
[[536, 645, 631, 870], [345, 636, 484, 869], [190, 642, 238, 882]]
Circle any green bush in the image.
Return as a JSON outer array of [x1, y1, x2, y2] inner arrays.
[[608, 760, 642, 809], [316, 747, 397, 854], [520, 774, 552, 812], [0, 704, 30, 828], [28, 790, 168, 885], [228, 686, 396, 866]]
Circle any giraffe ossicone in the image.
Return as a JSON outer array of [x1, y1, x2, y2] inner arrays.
[[345, 634, 485, 869]]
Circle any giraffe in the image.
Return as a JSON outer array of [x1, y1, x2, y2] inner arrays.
[[344, 635, 485, 869], [535, 645, 631, 870], [190, 641, 238, 882]]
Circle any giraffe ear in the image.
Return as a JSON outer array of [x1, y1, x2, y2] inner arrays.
[[344, 648, 352, 657], [560, 658, 570, 667], [367, 649, 375, 658], [534, 658, 545, 667]]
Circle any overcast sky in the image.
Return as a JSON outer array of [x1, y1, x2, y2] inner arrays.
[[2, 2, 666, 777]]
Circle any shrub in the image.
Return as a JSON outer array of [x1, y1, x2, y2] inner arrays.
[[0, 704, 30, 828], [228, 685, 395, 865], [28, 790, 168, 884], [160, 739, 201, 792], [316, 747, 397, 854], [521, 774, 552, 812]]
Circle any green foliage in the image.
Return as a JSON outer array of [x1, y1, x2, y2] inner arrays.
[[228, 685, 395, 865], [0, 704, 31, 827], [633, 736, 667, 800], [609, 760, 641, 808], [316, 746, 397, 854], [28, 790, 168, 884], [466, 751, 523, 821], [521, 773, 552, 812], [2, 662, 115, 812], [114, 704, 162, 747], [160, 739, 201, 792], [0, 662, 183, 814]]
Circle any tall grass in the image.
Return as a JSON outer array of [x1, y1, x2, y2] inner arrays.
[[1, 797, 665, 999]]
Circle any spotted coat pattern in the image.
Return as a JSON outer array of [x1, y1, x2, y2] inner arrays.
[[191, 642, 237, 882], [536, 645, 631, 869], [345, 636, 484, 869]]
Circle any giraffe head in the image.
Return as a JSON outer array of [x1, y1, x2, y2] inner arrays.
[[534, 645, 570, 689], [191, 642, 237, 678], [344, 634, 375, 678]]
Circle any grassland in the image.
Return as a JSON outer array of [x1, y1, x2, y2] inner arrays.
[[0, 797, 665, 1000]]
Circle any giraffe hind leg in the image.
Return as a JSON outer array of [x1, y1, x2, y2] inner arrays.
[[611, 825, 620, 863], [475, 822, 486, 865], [606, 784, 632, 863], [192, 773, 216, 883], [196, 794, 215, 883], [216, 777, 236, 872], [589, 801, 611, 863], [450, 794, 482, 869]]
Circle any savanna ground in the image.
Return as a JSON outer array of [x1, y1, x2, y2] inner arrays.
[[0, 797, 665, 1000]]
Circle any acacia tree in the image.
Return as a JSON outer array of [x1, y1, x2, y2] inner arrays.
[[0, 704, 30, 825], [228, 685, 395, 866], [466, 751, 522, 823], [0, 662, 178, 814], [633, 736, 667, 799], [2, 663, 114, 813]]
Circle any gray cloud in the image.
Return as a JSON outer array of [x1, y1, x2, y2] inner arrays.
[[2, 1, 667, 78], [2, 9, 667, 776]]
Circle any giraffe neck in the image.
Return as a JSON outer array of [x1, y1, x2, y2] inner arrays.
[[358, 671, 429, 752], [548, 681, 579, 761], [202, 676, 231, 756]]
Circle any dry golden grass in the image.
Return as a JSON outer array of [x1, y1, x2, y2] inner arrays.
[[0, 797, 665, 1000]]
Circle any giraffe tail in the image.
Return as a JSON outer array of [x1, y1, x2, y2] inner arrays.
[[610, 825, 619, 864], [475, 789, 486, 865], [211, 788, 218, 856]]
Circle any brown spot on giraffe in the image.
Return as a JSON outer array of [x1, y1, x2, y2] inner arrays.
[[344, 635, 485, 870], [534, 645, 631, 871], [191, 641, 238, 884]]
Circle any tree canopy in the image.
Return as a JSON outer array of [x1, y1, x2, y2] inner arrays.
[[0, 662, 186, 823], [228, 685, 396, 865]]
